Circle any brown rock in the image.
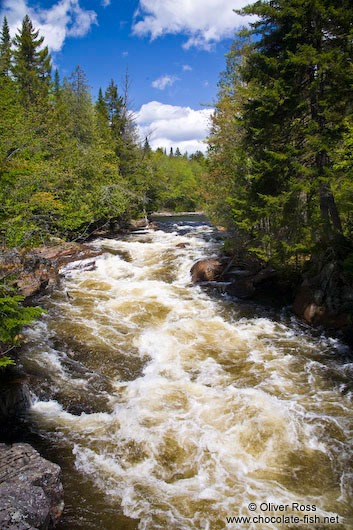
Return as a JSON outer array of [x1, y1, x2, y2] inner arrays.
[[190, 258, 222, 283]]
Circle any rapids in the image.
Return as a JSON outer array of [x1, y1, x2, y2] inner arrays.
[[23, 215, 353, 529]]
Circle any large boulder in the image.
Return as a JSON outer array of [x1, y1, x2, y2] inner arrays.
[[190, 258, 223, 283], [0, 443, 64, 529]]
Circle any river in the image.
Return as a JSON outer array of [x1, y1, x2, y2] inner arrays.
[[22, 214, 353, 529]]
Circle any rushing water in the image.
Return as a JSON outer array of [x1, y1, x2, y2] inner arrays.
[[23, 215, 353, 530]]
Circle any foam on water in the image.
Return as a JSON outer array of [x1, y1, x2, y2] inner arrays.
[[26, 221, 353, 529]]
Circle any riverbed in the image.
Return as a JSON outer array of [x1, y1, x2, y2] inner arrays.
[[23, 215, 353, 529]]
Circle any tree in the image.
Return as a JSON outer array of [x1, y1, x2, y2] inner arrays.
[[143, 137, 152, 157], [53, 68, 60, 101], [0, 17, 11, 76], [12, 15, 51, 103], [239, 0, 353, 244], [206, 0, 353, 264]]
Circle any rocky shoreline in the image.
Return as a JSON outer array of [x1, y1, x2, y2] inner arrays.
[[190, 245, 353, 345]]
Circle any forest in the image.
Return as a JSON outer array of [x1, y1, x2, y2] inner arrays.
[[0, 14, 206, 366], [206, 0, 353, 269]]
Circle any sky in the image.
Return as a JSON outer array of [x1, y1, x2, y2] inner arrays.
[[1, 0, 256, 153]]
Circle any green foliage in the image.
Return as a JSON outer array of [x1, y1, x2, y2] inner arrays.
[[0, 282, 45, 368], [0, 287, 45, 345], [0, 356, 15, 368], [0, 14, 208, 249], [206, 0, 353, 267], [0, 16, 11, 76], [12, 15, 51, 104]]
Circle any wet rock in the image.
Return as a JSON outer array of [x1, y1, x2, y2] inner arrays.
[[0, 443, 64, 529], [148, 222, 160, 230], [0, 243, 103, 299], [190, 258, 223, 283], [0, 375, 30, 427], [226, 278, 255, 299], [128, 218, 149, 230], [293, 245, 353, 339]]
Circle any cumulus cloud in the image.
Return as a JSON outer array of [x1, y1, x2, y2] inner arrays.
[[132, 0, 256, 50], [152, 74, 179, 90], [135, 101, 213, 154], [0, 0, 97, 52], [182, 64, 192, 71]]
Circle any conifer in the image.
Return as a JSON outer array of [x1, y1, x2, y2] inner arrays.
[[0, 17, 11, 76], [12, 15, 51, 103]]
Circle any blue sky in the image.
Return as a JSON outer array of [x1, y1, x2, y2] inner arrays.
[[1, 0, 255, 153]]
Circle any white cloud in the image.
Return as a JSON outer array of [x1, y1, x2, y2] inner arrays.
[[182, 64, 192, 71], [135, 101, 213, 154], [0, 0, 97, 52], [132, 0, 256, 50], [152, 74, 179, 90], [101, 0, 110, 6]]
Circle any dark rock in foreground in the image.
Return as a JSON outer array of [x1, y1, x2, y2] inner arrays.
[[0, 443, 64, 529], [293, 245, 353, 340]]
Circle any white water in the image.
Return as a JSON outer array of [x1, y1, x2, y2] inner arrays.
[[25, 219, 353, 529]]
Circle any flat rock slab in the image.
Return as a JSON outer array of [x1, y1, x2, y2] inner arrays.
[[0, 443, 64, 529]]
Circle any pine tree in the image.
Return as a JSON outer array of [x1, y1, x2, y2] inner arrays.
[[63, 65, 95, 145], [143, 137, 152, 157], [0, 17, 11, 76], [239, 0, 353, 245], [104, 79, 125, 136], [12, 15, 51, 103], [53, 68, 60, 101], [175, 147, 182, 157]]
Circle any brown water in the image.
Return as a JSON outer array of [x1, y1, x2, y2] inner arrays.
[[23, 215, 353, 529]]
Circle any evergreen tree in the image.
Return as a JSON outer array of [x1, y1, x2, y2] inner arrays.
[[104, 79, 125, 136], [238, 0, 353, 245], [143, 137, 152, 157], [175, 147, 182, 157], [169, 147, 174, 157], [12, 15, 51, 103], [0, 17, 11, 76], [53, 68, 60, 100]]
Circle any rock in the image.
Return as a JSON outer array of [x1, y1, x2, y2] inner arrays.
[[0, 443, 64, 529], [190, 258, 223, 283], [148, 222, 160, 230], [129, 218, 148, 230], [0, 243, 103, 299], [0, 376, 30, 427], [293, 245, 353, 338], [176, 243, 187, 248], [226, 278, 255, 299]]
